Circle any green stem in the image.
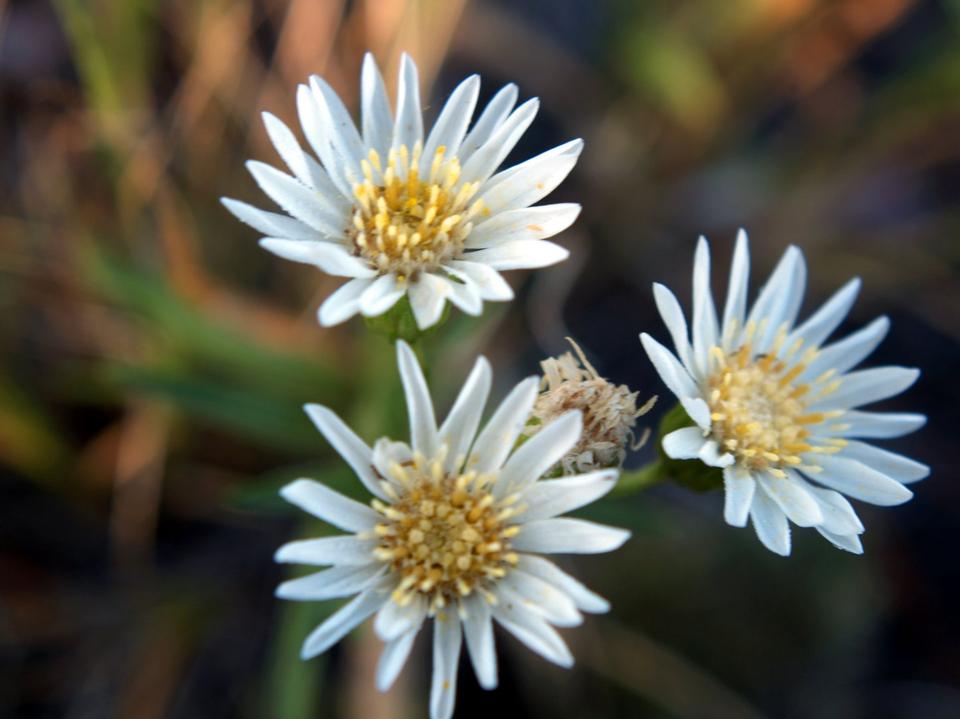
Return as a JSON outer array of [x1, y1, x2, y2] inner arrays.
[[264, 578, 326, 719], [611, 458, 668, 497]]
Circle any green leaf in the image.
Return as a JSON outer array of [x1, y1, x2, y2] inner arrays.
[[84, 248, 346, 405], [102, 364, 321, 454]]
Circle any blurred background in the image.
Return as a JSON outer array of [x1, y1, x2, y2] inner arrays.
[[2, 0, 958, 717]]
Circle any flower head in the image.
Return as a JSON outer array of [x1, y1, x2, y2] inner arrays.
[[529, 338, 655, 474], [641, 230, 927, 555], [224, 53, 582, 330], [277, 341, 628, 719]]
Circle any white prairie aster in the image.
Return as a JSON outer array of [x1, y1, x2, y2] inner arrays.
[[640, 231, 928, 556], [276, 341, 628, 719], [223, 53, 582, 330]]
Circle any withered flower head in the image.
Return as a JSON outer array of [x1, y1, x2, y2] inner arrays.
[[530, 338, 656, 475]]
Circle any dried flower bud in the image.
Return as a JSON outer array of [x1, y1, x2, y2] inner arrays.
[[529, 338, 656, 475]]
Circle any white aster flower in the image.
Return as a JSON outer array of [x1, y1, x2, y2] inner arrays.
[[223, 53, 582, 330], [640, 230, 928, 556], [276, 341, 628, 719]]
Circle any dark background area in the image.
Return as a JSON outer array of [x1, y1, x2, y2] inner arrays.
[[1, 0, 958, 717]]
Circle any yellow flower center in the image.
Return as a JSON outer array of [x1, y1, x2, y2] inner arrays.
[[371, 450, 521, 612], [705, 323, 846, 476], [348, 143, 487, 279]]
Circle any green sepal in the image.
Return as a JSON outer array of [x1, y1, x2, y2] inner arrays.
[[363, 294, 450, 345]]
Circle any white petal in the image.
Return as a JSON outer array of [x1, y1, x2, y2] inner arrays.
[[408, 273, 450, 329], [813, 367, 920, 411], [359, 273, 405, 317], [828, 411, 926, 439], [458, 83, 519, 163], [309, 75, 365, 171], [511, 518, 629, 554], [262, 111, 345, 204], [838, 441, 929, 483], [376, 629, 418, 692], [393, 53, 423, 153], [652, 283, 694, 374], [787, 277, 861, 350], [460, 98, 539, 185], [280, 478, 380, 532], [318, 278, 373, 326], [492, 591, 573, 668], [497, 411, 583, 494], [482, 137, 581, 185], [639, 333, 700, 400], [221, 198, 320, 242], [446, 260, 514, 301], [723, 465, 756, 527], [421, 75, 480, 171], [745, 245, 804, 353], [749, 487, 791, 556], [816, 527, 864, 554], [445, 275, 483, 316], [361, 53, 393, 159], [515, 554, 610, 613], [813, 455, 913, 506], [802, 317, 889, 381], [518, 470, 618, 522], [721, 229, 750, 345], [438, 356, 492, 473], [461, 594, 497, 690], [803, 483, 864, 536], [681, 397, 713, 430], [780, 248, 807, 331], [277, 563, 384, 601], [396, 340, 438, 457], [499, 573, 582, 627], [259, 238, 375, 278], [374, 595, 427, 642], [275, 535, 379, 566], [661, 426, 707, 460], [296, 84, 353, 199], [304, 404, 386, 500], [764, 247, 807, 351], [691, 237, 719, 376], [466, 204, 580, 248], [430, 614, 462, 719], [470, 376, 539, 473], [757, 473, 823, 528], [464, 239, 569, 270], [478, 140, 583, 214], [697, 440, 734, 468], [371, 438, 414, 483], [246, 160, 346, 238], [300, 578, 391, 659]]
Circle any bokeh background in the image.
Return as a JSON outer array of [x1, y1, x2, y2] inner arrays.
[[2, 0, 959, 717]]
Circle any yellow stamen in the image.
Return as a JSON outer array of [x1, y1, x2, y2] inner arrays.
[[370, 450, 516, 614], [348, 144, 482, 278]]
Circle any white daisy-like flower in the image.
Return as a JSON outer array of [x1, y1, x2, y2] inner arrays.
[[276, 341, 628, 719], [640, 231, 928, 556], [223, 52, 582, 330]]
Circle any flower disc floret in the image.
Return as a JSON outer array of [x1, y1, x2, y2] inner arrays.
[[372, 450, 521, 611], [349, 143, 486, 279], [705, 324, 845, 475]]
